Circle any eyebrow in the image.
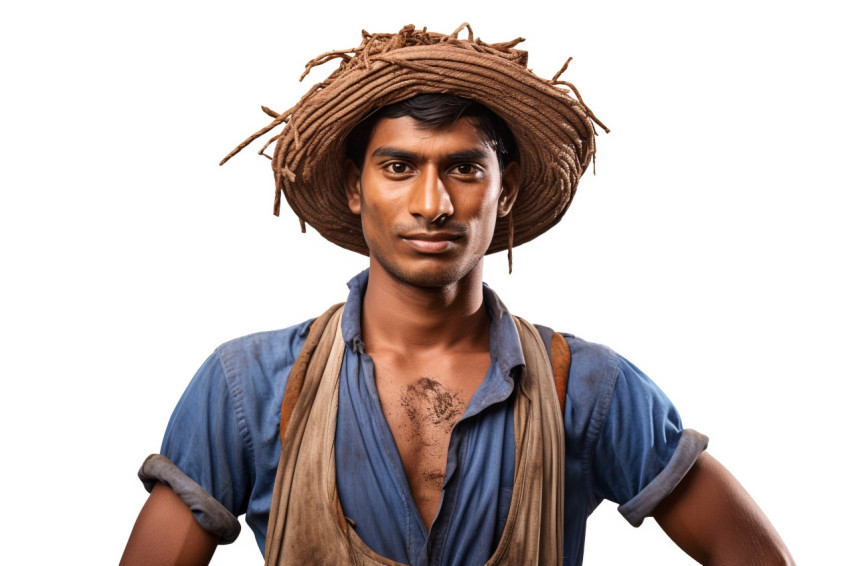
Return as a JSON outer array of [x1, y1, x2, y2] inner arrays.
[[370, 147, 491, 162], [445, 149, 490, 162], [371, 147, 417, 161]]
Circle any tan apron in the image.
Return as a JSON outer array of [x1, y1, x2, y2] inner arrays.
[[264, 305, 566, 565]]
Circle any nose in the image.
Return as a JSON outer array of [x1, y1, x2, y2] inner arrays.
[[408, 165, 454, 223]]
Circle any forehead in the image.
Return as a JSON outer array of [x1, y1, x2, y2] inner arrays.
[[365, 116, 497, 157]]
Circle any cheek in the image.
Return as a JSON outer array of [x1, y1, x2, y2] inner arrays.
[[358, 192, 400, 244], [359, 204, 381, 241], [460, 190, 501, 229]]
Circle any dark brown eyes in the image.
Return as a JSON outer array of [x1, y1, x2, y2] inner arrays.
[[384, 162, 411, 175], [382, 162, 482, 177]]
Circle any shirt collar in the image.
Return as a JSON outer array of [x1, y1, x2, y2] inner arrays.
[[342, 269, 369, 353], [340, 268, 526, 378]]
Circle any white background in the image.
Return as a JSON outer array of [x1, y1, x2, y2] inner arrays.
[[2, 1, 847, 563]]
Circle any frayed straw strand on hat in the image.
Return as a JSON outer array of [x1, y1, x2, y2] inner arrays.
[[222, 24, 607, 258]]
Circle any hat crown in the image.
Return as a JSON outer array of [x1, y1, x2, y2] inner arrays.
[[222, 24, 606, 256], [302, 24, 529, 84]]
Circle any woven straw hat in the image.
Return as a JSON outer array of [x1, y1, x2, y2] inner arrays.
[[223, 24, 606, 255]]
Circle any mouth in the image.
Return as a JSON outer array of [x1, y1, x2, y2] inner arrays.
[[400, 231, 463, 253]]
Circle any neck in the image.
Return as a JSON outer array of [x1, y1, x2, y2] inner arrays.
[[361, 260, 490, 354]]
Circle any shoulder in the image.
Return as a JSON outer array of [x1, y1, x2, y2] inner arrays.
[[182, 318, 315, 435], [214, 318, 314, 382], [549, 332, 680, 450], [531, 324, 621, 380], [558, 333, 660, 403], [534, 329, 623, 405], [563, 334, 622, 384], [168, 318, 316, 458], [553, 334, 623, 440]]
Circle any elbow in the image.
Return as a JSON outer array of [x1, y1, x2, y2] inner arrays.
[[766, 545, 795, 566], [702, 537, 795, 566]]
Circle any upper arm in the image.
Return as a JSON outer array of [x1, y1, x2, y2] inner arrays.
[[653, 452, 794, 565], [121, 482, 218, 566], [159, 351, 253, 516], [588, 353, 702, 513]]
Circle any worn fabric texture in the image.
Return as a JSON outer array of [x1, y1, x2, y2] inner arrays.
[[264, 308, 565, 565], [143, 269, 709, 565]]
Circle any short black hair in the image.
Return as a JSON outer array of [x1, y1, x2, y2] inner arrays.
[[344, 93, 518, 172]]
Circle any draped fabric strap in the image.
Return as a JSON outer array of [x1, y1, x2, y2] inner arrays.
[[265, 305, 569, 565], [264, 304, 349, 565], [491, 316, 566, 565], [277, 302, 345, 450], [551, 331, 571, 415]]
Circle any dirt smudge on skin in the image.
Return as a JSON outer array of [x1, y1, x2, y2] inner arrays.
[[423, 470, 445, 489], [399, 377, 463, 436], [396, 377, 464, 492]]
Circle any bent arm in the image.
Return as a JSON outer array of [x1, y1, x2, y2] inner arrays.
[[121, 482, 218, 566], [653, 452, 794, 565]]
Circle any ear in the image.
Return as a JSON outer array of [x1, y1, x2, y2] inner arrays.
[[344, 159, 362, 214], [497, 161, 519, 218]]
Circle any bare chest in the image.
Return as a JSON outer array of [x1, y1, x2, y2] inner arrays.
[[372, 352, 491, 529]]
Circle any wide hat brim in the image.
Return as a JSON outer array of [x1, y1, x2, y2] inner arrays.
[[231, 26, 604, 256]]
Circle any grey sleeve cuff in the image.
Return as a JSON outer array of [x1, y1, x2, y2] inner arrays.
[[138, 454, 241, 544], [617, 429, 709, 527]]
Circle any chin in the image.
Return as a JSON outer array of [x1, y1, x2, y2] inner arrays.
[[374, 252, 485, 289]]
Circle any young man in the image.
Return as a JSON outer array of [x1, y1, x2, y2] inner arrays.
[[122, 25, 793, 565]]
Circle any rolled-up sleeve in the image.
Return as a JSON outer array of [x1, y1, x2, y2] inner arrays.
[[590, 355, 708, 526], [139, 350, 253, 543], [138, 454, 241, 543]]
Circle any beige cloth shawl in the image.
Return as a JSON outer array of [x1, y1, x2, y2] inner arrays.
[[264, 305, 565, 565]]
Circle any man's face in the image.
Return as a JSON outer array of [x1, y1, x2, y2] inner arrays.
[[345, 115, 518, 288]]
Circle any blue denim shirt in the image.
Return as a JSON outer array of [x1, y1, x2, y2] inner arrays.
[[148, 269, 707, 565]]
